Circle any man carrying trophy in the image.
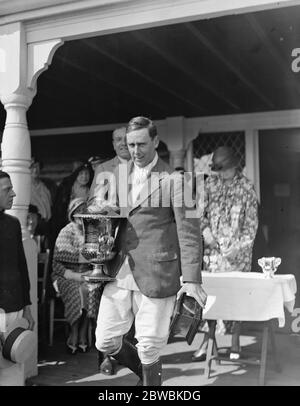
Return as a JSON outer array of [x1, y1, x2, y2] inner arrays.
[[94, 116, 207, 386]]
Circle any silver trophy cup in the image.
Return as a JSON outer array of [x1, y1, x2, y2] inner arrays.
[[74, 212, 126, 283], [258, 257, 281, 278]]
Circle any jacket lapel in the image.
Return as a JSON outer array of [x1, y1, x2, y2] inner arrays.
[[116, 160, 132, 217], [128, 158, 170, 214]]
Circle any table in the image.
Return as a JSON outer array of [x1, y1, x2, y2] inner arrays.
[[201, 271, 297, 385]]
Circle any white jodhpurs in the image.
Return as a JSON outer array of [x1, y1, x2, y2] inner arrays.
[[95, 282, 176, 365]]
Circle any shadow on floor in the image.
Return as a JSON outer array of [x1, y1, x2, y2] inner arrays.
[[28, 326, 300, 386]]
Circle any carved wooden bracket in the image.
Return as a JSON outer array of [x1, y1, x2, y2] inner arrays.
[[27, 38, 64, 90]]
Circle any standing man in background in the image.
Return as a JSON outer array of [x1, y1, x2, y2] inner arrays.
[[30, 158, 52, 223], [87, 127, 131, 375], [88, 127, 131, 206]]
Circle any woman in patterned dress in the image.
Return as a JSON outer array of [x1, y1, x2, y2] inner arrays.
[[192, 146, 258, 361], [52, 198, 99, 352]]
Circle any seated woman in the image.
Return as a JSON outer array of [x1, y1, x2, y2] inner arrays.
[[52, 197, 114, 374]]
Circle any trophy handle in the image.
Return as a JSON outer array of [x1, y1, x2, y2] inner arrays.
[[258, 258, 265, 268], [275, 257, 281, 267], [114, 223, 120, 240]]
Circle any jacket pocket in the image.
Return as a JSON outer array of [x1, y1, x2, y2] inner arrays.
[[148, 251, 178, 262]]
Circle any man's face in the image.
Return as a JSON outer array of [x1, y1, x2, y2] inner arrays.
[[113, 129, 130, 160], [0, 177, 16, 210], [127, 128, 159, 168], [76, 168, 90, 186]]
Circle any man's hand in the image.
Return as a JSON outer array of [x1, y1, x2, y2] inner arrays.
[[177, 283, 207, 308], [23, 305, 35, 331]]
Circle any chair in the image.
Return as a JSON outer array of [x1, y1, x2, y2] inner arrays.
[[49, 288, 68, 347], [204, 320, 281, 386], [37, 249, 50, 345], [37, 249, 69, 346], [38, 249, 50, 306], [48, 276, 94, 348]]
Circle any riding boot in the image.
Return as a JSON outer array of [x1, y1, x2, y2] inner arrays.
[[113, 338, 143, 381], [98, 351, 115, 375], [142, 359, 162, 386]]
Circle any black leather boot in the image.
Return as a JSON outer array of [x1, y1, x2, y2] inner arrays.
[[98, 351, 115, 375], [142, 359, 162, 386], [113, 338, 143, 381]]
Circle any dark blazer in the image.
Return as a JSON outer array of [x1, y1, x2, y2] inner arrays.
[[0, 212, 31, 312], [109, 157, 203, 298]]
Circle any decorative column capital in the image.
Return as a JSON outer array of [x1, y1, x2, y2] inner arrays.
[[0, 89, 36, 110], [27, 39, 64, 90]]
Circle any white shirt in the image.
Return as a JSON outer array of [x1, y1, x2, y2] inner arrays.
[[118, 156, 128, 165], [129, 153, 158, 205], [116, 153, 158, 291]]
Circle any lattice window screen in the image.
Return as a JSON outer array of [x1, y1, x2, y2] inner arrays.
[[193, 131, 245, 172]]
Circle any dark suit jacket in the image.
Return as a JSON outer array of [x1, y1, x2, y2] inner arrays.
[[109, 157, 203, 298], [0, 212, 31, 312]]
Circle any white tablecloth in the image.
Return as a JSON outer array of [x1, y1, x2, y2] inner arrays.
[[202, 272, 297, 327]]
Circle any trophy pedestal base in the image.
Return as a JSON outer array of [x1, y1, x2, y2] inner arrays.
[[84, 263, 116, 283], [83, 275, 116, 283]]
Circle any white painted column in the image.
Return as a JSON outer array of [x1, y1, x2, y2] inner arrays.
[[245, 129, 260, 202], [185, 141, 194, 172], [1, 92, 39, 381], [159, 116, 187, 170], [1, 93, 34, 232], [0, 23, 35, 232], [0, 22, 63, 383], [169, 150, 185, 170], [0, 22, 37, 383]]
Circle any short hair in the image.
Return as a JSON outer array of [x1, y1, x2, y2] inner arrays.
[[126, 116, 157, 139], [30, 157, 43, 170], [0, 170, 10, 180], [28, 204, 40, 215]]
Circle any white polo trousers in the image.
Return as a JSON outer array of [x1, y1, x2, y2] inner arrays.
[[95, 282, 176, 365]]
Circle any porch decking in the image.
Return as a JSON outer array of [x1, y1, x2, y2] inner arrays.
[[28, 326, 300, 386]]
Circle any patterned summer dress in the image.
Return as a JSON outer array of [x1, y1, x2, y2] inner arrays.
[[198, 172, 258, 333], [200, 172, 258, 273]]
